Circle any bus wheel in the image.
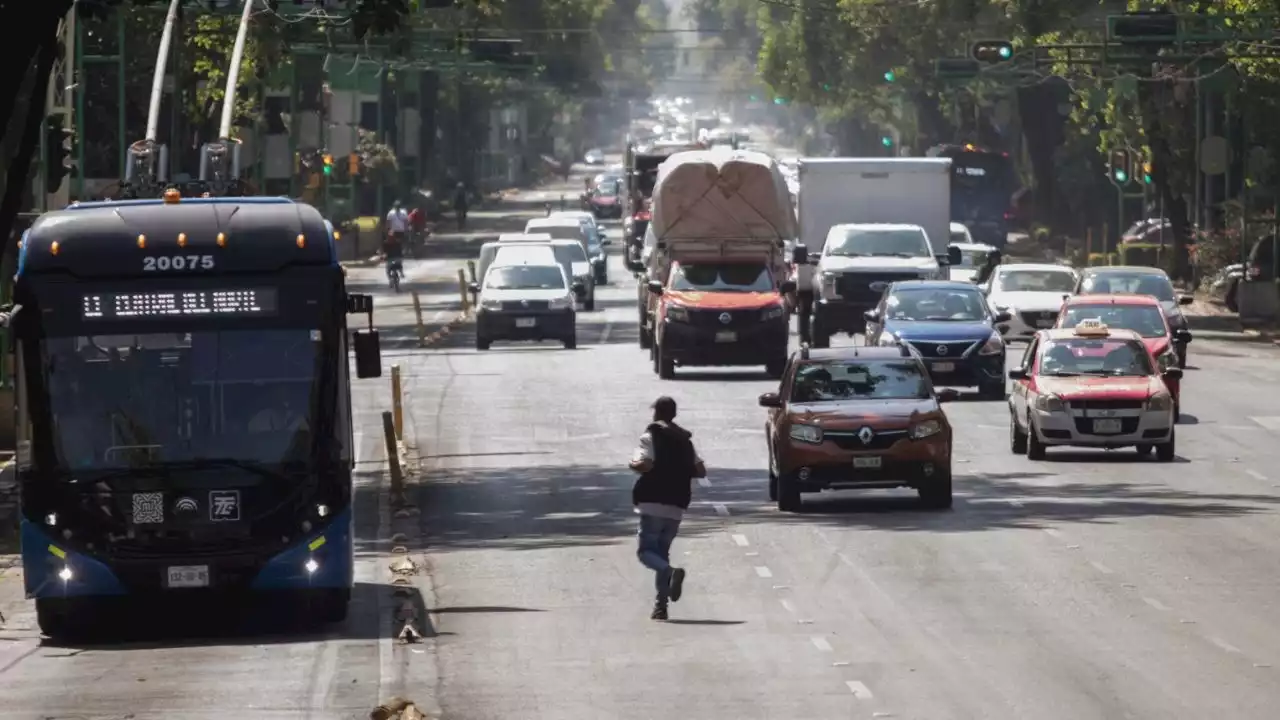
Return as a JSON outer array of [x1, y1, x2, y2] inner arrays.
[[36, 597, 95, 640], [311, 588, 350, 624]]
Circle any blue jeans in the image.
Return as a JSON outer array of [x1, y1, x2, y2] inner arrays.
[[637, 514, 682, 603]]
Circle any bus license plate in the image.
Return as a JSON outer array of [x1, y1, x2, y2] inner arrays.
[[853, 457, 882, 469], [1092, 419, 1122, 434], [166, 565, 210, 588], [715, 331, 737, 342], [515, 318, 536, 328], [932, 362, 955, 373]]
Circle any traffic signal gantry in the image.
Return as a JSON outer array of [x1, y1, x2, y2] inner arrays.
[[971, 40, 1014, 63], [44, 113, 75, 195]]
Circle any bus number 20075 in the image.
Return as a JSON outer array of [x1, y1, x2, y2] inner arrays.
[[143, 255, 215, 271]]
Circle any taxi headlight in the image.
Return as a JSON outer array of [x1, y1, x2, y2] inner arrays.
[[1035, 393, 1065, 412], [978, 330, 1004, 355], [910, 419, 943, 439], [878, 332, 899, 347], [548, 294, 573, 309], [789, 424, 823, 444], [761, 304, 785, 321], [479, 297, 502, 311], [1147, 393, 1173, 411], [665, 305, 689, 322]]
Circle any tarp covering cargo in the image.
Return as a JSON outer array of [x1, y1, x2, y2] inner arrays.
[[650, 148, 797, 244]]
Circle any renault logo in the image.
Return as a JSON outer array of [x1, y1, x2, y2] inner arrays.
[[719, 312, 732, 324], [936, 344, 949, 355], [857, 426, 874, 444]]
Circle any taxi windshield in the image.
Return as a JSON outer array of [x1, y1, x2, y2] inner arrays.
[[670, 263, 772, 293], [1061, 306, 1166, 338], [885, 287, 987, 322], [997, 270, 1077, 293], [1081, 272, 1175, 302], [1038, 338, 1154, 377], [791, 360, 930, 402]]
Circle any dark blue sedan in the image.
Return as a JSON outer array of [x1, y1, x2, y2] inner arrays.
[[863, 280, 1010, 400]]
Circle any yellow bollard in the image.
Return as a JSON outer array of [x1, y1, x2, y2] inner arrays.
[[411, 291, 427, 347], [382, 411, 403, 499], [391, 364, 403, 440], [467, 260, 477, 283], [457, 268, 470, 313]]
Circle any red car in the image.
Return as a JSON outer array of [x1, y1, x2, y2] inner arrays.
[[584, 183, 623, 219], [1054, 293, 1182, 418]]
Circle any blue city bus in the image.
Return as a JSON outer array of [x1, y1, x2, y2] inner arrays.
[[925, 143, 1017, 247], [9, 192, 383, 638]]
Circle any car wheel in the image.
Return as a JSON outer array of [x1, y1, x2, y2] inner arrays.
[[1026, 416, 1046, 460], [917, 470, 953, 509], [1135, 444, 1153, 456], [1156, 431, 1176, 462], [1009, 411, 1028, 453], [563, 332, 577, 349], [767, 443, 779, 502], [777, 476, 801, 512]]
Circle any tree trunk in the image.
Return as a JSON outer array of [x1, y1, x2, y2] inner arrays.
[[1015, 81, 1066, 227], [416, 71, 439, 189], [0, 34, 59, 258]]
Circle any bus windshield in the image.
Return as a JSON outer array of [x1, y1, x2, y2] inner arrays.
[[40, 329, 320, 470]]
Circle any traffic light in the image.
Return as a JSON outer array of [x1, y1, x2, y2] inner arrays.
[[971, 40, 1014, 63], [1108, 148, 1133, 185], [773, 97, 787, 105], [881, 136, 893, 148], [44, 114, 74, 194], [1141, 157, 1153, 184], [321, 154, 333, 175], [883, 70, 896, 83], [348, 152, 360, 176]]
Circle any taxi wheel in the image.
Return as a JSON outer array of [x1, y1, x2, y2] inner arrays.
[[918, 471, 953, 509], [1009, 413, 1028, 454], [1156, 431, 1176, 462], [1026, 417, 1047, 460]]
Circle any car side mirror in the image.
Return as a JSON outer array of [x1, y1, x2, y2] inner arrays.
[[993, 310, 1012, 323], [807, 252, 822, 265], [936, 388, 960, 403], [1174, 328, 1192, 343], [572, 281, 586, 298], [646, 280, 664, 294], [1008, 368, 1028, 381], [936, 253, 951, 267], [947, 245, 963, 265], [779, 280, 797, 294], [758, 392, 782, 408], [352, 330, 382, 379], [468, 281, 480, 293], [791, 243, 808, 264], [863, 310, 880, 324], [1163, 367, 1183, 380], [600, 238, 612, 245], [1178, 294, 1194, 305]]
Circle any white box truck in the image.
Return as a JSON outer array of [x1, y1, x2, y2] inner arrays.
[[796, 158, 956, 345]]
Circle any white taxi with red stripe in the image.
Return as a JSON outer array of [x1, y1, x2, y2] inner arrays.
[[1007, 320, 1180, 461]]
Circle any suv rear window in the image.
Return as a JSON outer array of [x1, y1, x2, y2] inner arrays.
[[792, 360, 930, 402]]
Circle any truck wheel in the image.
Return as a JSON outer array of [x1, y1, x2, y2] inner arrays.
[[918, 470, 953, 509], [777, 477, 801, 512]]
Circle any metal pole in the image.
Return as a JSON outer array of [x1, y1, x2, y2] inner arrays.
[[219, 0, 255, 141], [145, 0, 182, 142], [390, 364, 403, 440], [74, 12, 85, 200], [117, 12, 127, 178]]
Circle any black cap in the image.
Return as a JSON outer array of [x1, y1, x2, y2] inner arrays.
[[651, 395, 677, 419]]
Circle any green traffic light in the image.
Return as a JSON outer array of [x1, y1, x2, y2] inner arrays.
[[999, 46, 1012, 59], [323, 165, 332, 175], [1114, 169, 1128, 182], [881, 136, 893, 147], [749, 95, 759, 101], [1143, 174, 1152, 184], [822, 83, 831, 91], [883, 71, 895, 82]]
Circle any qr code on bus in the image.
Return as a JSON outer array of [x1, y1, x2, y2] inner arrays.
[[131, 492, 164, 524]]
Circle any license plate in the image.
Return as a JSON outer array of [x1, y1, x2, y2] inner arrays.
[[166, 565, 210, 588], [852, 456, 882, 469], [715, 331, 737, 342], [515, 318, 536, 328], [932, 362, 955, 373], [1092, 419, 1123, 434]]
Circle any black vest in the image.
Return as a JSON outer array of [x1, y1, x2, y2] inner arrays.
[[632, 421, 696, 509]]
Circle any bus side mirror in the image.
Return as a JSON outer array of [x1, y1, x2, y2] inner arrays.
[[353, 330, 382, 379]]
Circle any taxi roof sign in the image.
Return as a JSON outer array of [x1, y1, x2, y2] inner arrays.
[[1073, 318, 1109, 336]]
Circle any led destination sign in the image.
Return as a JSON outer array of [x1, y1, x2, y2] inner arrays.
[[82, 289, 279, 320]]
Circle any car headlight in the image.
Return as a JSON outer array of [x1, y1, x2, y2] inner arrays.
[[665, 304, 690, 322], [1147, 393, 1173, 411], [789, 424, 823, 444], [910, 419, 942, 439], [821, 272, 838, 297], [878, 332, 898, 347], [978, 330, 1004, 355], [761, 304, 785, 321], [480, 298, 502, 311], [548, 294, 573, 309], [1034, 393, 1065, 412]]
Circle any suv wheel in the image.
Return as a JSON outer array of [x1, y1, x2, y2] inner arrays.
[[777, 476, 801, 512], [475, 335, 491, 351], [918, 470, 953, 509]]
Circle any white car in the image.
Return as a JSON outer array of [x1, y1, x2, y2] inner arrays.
[[947, 233, 998, 283], [981, 263, 1079, 341], [583, 149, 604, 165]]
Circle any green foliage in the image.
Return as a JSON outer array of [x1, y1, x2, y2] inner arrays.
[[355, 128, 398, 185]]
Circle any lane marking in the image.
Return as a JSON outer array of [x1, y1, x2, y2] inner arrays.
[[745, 551, 759, 557], [1042, 528, 1064, 539], [780, 598, 796, 613], [712, 502, 730, 516], [976, 424, 1004, 429], [810, 636, 833, 652], [1143, 597, 1171, 612], [1209, 637, 1242, 654], [731, 534, 749, 547], [1007, 499, 1024, 507], [697, 477, 712, 488], [755, 566, 773, 578], [771, 585, 791, 590], [1249, 416, 1280, 431], [846, 680, 874, 699], [1246, 469, 1267, 481], [1090, 561, 1114, 574], [307, 638, 340, 711]]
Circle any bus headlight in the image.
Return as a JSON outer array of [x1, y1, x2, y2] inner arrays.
[[305, 558, 319, 574], [58, 566, 73, 582], [316, 504, 329, 518], [44, 513, 57, 526]]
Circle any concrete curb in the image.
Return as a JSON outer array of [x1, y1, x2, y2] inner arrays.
[[418, 310, 473, 348]]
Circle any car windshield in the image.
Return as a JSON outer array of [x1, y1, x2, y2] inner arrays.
[[1038, 338, 1155, 377], [953, 248, 988, 268], [485, 265, 566, 290], [1081, 272, 1175, 302], [43, 330, 319, 470], [594, 183, 619, 196], [828, 228, 930, 258], [791, 360, 930, 402], [554, 243, 587, 264], [1061, 305, 1167, 338], [669, 263, 772, 292], [885, 287, 987, 322], [997, 269, 1077, 293]]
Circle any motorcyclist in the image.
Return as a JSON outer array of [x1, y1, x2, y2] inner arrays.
[[382, 225, 405, 283]]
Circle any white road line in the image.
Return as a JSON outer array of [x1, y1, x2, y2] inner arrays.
[[810, 636, 833, 652], [1043, 527, 1064, 539], [745, 551, 759, 557], [1143, 597, 1171, 612], [1249, 416, 1280, 431], [846, 681, 874, 699], [1090, 561, 1114, 575], [712, 502, 730, 516], [1007, 499, 1024, 507], [976, 424, 1004, 429], [697, 477, 712, 488], [731, 534, 749, 547], [308, 639, 340, 711], [1247, 469, 1268, 481], [1210, 637, 1242, 654], [780, 599, 796, 613], [755, 566, 773, 578]]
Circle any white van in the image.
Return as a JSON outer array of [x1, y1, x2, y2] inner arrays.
[[478, 239, 597, 310]]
